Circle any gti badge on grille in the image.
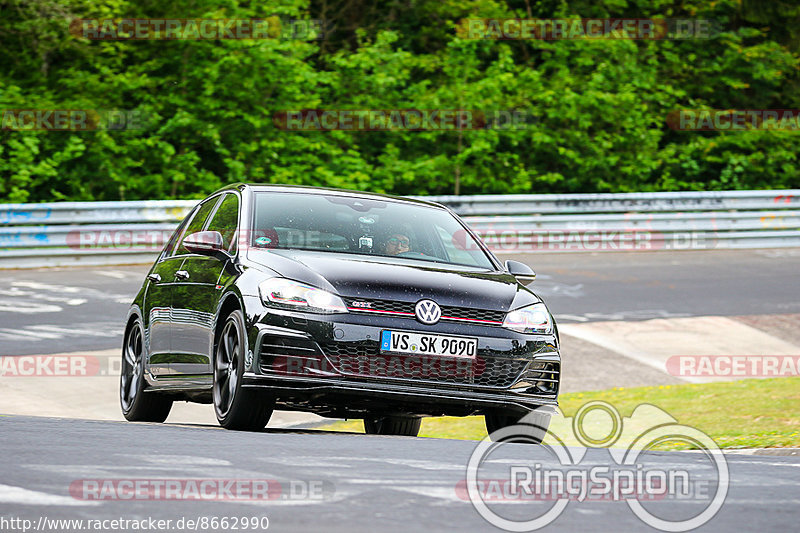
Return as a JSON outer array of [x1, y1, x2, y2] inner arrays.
[[350, 301, 372, 308], [415, 299, 441, 325]]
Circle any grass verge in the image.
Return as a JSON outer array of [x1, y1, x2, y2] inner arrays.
[[315, 377, 800, 449]]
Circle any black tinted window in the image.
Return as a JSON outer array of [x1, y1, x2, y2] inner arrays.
[[175, 197, 219, 255], [206, 193, 240, 252], [253, 192, 494, 269], [161, 214, 190, 259]]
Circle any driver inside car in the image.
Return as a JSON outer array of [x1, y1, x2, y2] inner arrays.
[[384, 233, 411, 255]]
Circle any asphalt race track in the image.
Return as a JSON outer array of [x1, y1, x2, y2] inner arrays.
[[1, 415, 798, 532], [1, 248, 800, 532]]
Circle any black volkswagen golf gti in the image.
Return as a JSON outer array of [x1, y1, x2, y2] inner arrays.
[[121, 184, 560, 439]]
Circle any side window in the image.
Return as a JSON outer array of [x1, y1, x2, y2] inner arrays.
[[206, 193, 240, 253], [161, 214, 191, 259], [174, 197, 220, 256]]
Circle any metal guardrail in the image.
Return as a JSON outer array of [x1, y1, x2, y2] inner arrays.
[[0, 200, 197, 226], [422, 189, 800, 215], [1, 190, 799, 268]]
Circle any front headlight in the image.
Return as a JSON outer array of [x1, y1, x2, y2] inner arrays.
[[259, 278, 348, 314], [502, 302, 553, 334]]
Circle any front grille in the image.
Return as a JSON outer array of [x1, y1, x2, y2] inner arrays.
[[319, 340, 528, 388], [343, 298, 505, 325], [347, 300, 413, 314], [442, 306, 505, 323]]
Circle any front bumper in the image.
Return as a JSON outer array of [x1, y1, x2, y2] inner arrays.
[[242, 296, 561, 417], [242, 373, 558, 417]]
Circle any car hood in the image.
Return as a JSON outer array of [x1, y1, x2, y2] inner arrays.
[[246, 249, 537, 311]]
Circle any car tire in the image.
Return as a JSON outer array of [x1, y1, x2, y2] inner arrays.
[[485, 409, 551, 444], [364, 415, 422, 436], [120, 317, 173, 422], [213, 309, 274, 431]]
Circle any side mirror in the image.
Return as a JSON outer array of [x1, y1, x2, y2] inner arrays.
[[505, 259, 536, 285], [183, 231, 227, 259]]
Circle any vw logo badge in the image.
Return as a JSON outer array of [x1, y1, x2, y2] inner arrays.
[[415, 300, 441, 325]]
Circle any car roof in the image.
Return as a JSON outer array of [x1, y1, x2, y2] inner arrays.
[[212, 183, 448, 210]]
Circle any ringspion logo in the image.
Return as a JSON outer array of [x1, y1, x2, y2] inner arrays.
[[464, 402, 728, 531]]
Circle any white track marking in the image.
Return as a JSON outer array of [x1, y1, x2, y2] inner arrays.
[[0, 331, 44, 341], [385, 485, 464, 502], [0, 483, 100, 506], [381, 458, 465, 470], [561, 315, 800, 384], [28, 325, 119, 337], [256, 457, 354, 468], [581, 310, 690, 321], [12, 281, 83, 294], [92, 271, 128, 279], [0, 288, 29, 296], [121, 454, 233, 466], [0, 323, 122, 342], [0, 329, 63, 340], [33, 295, 85, 306], [756, 249, 800, 258], [236, 489, 354, 507], [532, 275, 586, 299], [555, 314, 590, 322], [257, 456, 463, 470], [574, 509, 605, 515], [560, 322, 696, 381], [0, 286, 86, 305], [0, 300, 62, 313], [8, 281, 129, 302]]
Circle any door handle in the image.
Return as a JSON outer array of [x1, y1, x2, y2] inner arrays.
[[147, 273, 161, 283], [175, 270, 190, 281]]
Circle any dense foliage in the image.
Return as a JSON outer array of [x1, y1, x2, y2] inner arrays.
[[1, 0, 799, 202]]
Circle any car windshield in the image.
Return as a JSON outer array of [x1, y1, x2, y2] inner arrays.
[[252, 191, 495, 269]]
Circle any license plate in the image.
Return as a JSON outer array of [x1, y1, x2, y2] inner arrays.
[[380, 330, 478, 358]]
